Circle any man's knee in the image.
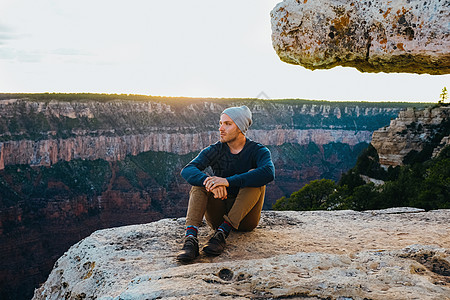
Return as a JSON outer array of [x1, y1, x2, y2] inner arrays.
[[190, 185, 207, 193], [237, 220, 259, 231], [237, 185, 266, 196], [189, 185, 209, 201], [228, 185, 266, 231]]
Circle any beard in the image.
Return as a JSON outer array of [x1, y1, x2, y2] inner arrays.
[[220, 132, 239, 144]]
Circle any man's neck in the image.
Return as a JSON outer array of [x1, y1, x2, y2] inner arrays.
[[227, 135, 246, 154]]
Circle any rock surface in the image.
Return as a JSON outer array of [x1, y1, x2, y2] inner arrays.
[[33, 209, 450, 300], [371, 106, 450, 168], [271, 0, 450, 74]]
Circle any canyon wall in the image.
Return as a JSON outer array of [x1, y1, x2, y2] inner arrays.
[[0, 129, 372, 170], [0, 97, 404, 170], [372, 106, 450, 168], [271, 0, 450, 74], [0, 95, 422, 299]]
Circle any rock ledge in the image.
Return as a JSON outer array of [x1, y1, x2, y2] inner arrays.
[[271, 0, 450, 74], [34, 209, 450, 299]]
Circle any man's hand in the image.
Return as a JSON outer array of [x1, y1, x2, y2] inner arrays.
[[204, 176, 229, 200], [210, 186, 228, 200], [203, 176, 229, 191]]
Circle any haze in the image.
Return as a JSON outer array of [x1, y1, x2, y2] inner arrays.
[[0, 0, 448, 102]]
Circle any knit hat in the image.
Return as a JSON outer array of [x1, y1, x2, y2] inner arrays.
[[221, 105, 253, 134]]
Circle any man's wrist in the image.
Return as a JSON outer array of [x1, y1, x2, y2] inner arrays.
[[225, 176, 234, 187]]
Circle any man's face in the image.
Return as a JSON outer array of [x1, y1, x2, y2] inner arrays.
[[219, 113, 241, 143]]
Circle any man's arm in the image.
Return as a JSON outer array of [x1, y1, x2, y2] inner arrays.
[[182, 145, 228, 200], [180, 145, 217, 186]]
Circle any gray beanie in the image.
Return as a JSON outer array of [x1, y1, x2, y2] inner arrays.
[[221, 105, 252, 134]]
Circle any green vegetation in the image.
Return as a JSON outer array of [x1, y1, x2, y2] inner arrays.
[[438, 87, 448, 105], [273, 144, 450, 212], [274, 106, 450, 212], [118, 151, 196, 189], [272, 179, 337, 211], [0, 150, 196, 210], [264, 141, 369, 201], [0, 92, 429, 105], [0, 92, 197, 104], [0, 159, 111, 208]]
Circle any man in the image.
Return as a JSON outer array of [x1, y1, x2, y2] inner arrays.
[[177, 105, 275, 262]]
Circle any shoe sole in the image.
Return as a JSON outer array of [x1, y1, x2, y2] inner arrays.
[[176, 254, 198, 263], [203, 247, 223, 256]]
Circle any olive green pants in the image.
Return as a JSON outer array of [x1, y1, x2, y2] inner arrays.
[[185, 185, 266, 231]]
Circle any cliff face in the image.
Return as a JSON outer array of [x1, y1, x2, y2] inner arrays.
[[0, 97, 406, 170], [0, 95, 422, 299], [33, 209, 450, 300], [271, 0, 450, 74], [0, 130, 372, 169], [372, 106, 450, 168]]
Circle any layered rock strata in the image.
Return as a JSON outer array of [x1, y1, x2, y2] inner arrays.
[[0, 129, 372, 170], [372, 106, 450, 168], [271, 0, 450, 74], [33, 209, 450, 300], [0, 97, 407, 170]]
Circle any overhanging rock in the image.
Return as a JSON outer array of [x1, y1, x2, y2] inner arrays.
[[271, 0, 450, 75]]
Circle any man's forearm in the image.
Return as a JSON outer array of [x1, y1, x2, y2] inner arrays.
[[180, 164, 208, 186], [226, 165, 274, 188]]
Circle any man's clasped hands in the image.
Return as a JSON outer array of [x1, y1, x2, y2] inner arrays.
[[203, 176, 229, 200]]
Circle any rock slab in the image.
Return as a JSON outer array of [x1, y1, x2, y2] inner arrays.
[[33, 209, 450, 299], [271, 0, 450, 74]]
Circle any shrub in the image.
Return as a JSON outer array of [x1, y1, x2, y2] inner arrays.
[[272, 179, 337, 211]]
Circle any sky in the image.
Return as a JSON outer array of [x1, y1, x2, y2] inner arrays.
[[0, 0, 448, 102]]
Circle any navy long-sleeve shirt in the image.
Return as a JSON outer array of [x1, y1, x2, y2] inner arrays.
[[181, 138, 275, 197]]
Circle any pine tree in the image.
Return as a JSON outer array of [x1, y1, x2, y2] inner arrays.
[[438, 87, 448, 105]]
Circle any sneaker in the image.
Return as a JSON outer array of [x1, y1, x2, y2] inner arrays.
[[176, 236, 199, 262], [203, 230, 226, 256]]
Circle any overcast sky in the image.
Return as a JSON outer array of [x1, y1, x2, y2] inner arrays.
[[0, 0, 448, 102]]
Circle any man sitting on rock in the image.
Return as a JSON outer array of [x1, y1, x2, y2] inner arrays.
[[177, 105, 275, 262]]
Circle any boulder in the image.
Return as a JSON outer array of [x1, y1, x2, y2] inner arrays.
[[271, 0, 450, 74]]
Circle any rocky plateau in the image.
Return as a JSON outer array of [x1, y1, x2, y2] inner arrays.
[[34, 208, 450, 300]]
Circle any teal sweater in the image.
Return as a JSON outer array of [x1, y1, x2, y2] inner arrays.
[[181, 138, 275, 197]]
